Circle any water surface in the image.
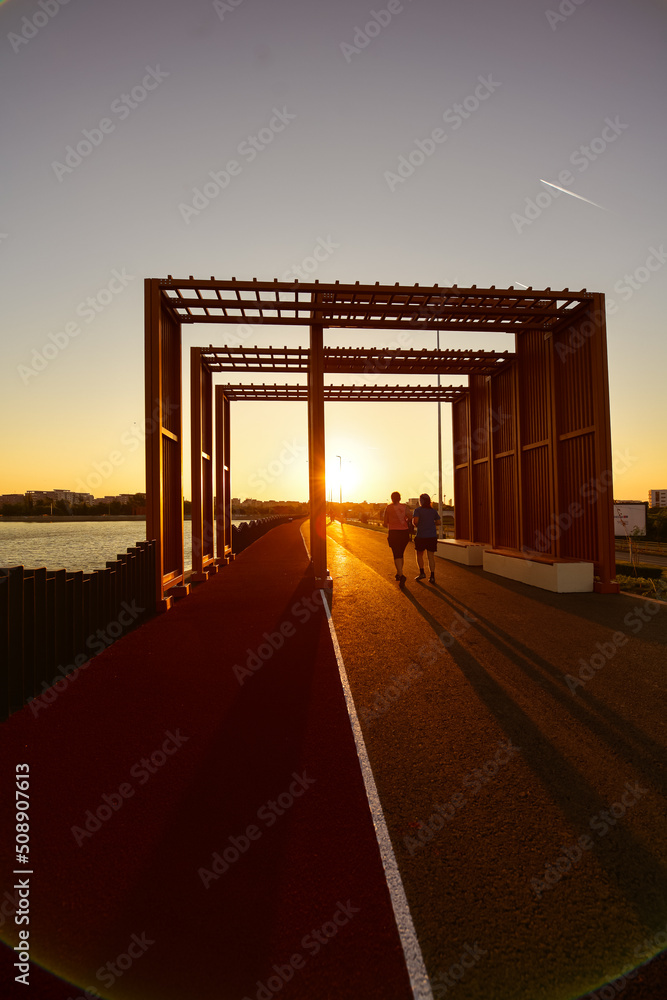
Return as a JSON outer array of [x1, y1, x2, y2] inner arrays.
[[0, 520, 245, 573]]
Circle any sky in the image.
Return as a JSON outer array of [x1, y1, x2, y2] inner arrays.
[[1, 0, 665, 505]]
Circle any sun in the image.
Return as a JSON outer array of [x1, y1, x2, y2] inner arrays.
[[326, 454, 359, 504]]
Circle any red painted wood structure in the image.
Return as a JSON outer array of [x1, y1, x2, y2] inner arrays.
[[145, 277, 618, 609]]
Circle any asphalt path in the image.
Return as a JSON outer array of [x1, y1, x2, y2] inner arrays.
[[324, 522, 667, 1000]]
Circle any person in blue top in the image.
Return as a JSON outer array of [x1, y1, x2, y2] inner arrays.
[[412, 493, 441, 583]]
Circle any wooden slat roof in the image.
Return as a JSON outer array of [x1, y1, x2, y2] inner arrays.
[[200, 346, 514, 376], [160, 276, 590, 334], [220, 383, 468, 402]]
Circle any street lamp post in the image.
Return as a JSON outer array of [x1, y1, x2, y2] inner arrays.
[[336, 455, 342, 506]]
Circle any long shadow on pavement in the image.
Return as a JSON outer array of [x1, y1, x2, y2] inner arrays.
[[399, 584, 667, 933], [407, 579, 667, 802], [450, 564, 667, 631]]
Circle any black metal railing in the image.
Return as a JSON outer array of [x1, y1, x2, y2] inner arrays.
[[0, 539, 156, 721], [231, 516, 294, 554]]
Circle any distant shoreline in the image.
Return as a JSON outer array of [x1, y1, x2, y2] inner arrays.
[[0, 515, 274, 523], [0, 515, 149, 522]]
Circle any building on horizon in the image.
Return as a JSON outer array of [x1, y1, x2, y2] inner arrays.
[[0, 494, 25, 506], [7, 490, 143, 509], [95, 494, 134, 504], [24, 489, 96, 506], [648, 489, 667, 508]]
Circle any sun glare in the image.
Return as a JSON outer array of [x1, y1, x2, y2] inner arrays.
[[326, 454, 359, 503]]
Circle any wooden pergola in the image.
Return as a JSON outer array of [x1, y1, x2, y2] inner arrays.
[[145, 276, 618, 609]]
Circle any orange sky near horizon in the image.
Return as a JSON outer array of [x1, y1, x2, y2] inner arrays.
[[1, 0, 665, 507]]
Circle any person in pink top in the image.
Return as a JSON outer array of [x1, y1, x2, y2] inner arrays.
[[383, 491, 412, 587]]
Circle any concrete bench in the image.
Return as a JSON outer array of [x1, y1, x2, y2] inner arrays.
[[482, 547, 594, 593], [436, 539, 487, 566]]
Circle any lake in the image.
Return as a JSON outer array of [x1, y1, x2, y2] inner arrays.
[[0, 520, 246, 573]]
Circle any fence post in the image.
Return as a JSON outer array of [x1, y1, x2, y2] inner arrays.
[[31, 567, 48, 698], [52, 569, 67, 677], [23, 571, 36, 703], [6, 567, 25, 715], [0, 569, 9, 721]]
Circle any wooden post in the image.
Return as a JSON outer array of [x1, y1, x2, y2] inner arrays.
[[215, 387, 233, 565], [191, 348, 215, 580], [306, 367, 314, 571], [223, 392, 232, 561], [144, 278, 166, 609], [590, 294, 619, 592], [309, 323, 327, 584], [144, 280, 188, 609], [191, 346, 205, 580]]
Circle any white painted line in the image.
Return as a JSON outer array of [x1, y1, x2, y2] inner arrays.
[[320, 587, 435, 1000]]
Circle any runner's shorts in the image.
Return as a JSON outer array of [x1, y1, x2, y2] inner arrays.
[[414, 537, 437, 552], [387, 529, 410, 558]]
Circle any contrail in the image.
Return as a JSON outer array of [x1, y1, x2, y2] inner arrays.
[[539, 179, 608, 211]]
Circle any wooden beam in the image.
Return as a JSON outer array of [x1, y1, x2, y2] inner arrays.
[[191, 347, 206, 581], [590, 295, 619, 592], [309, 323, 327, 584], [144, 278, 166, 610]]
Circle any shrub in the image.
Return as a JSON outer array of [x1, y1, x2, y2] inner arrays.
[[615, 562, 665, 581]]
